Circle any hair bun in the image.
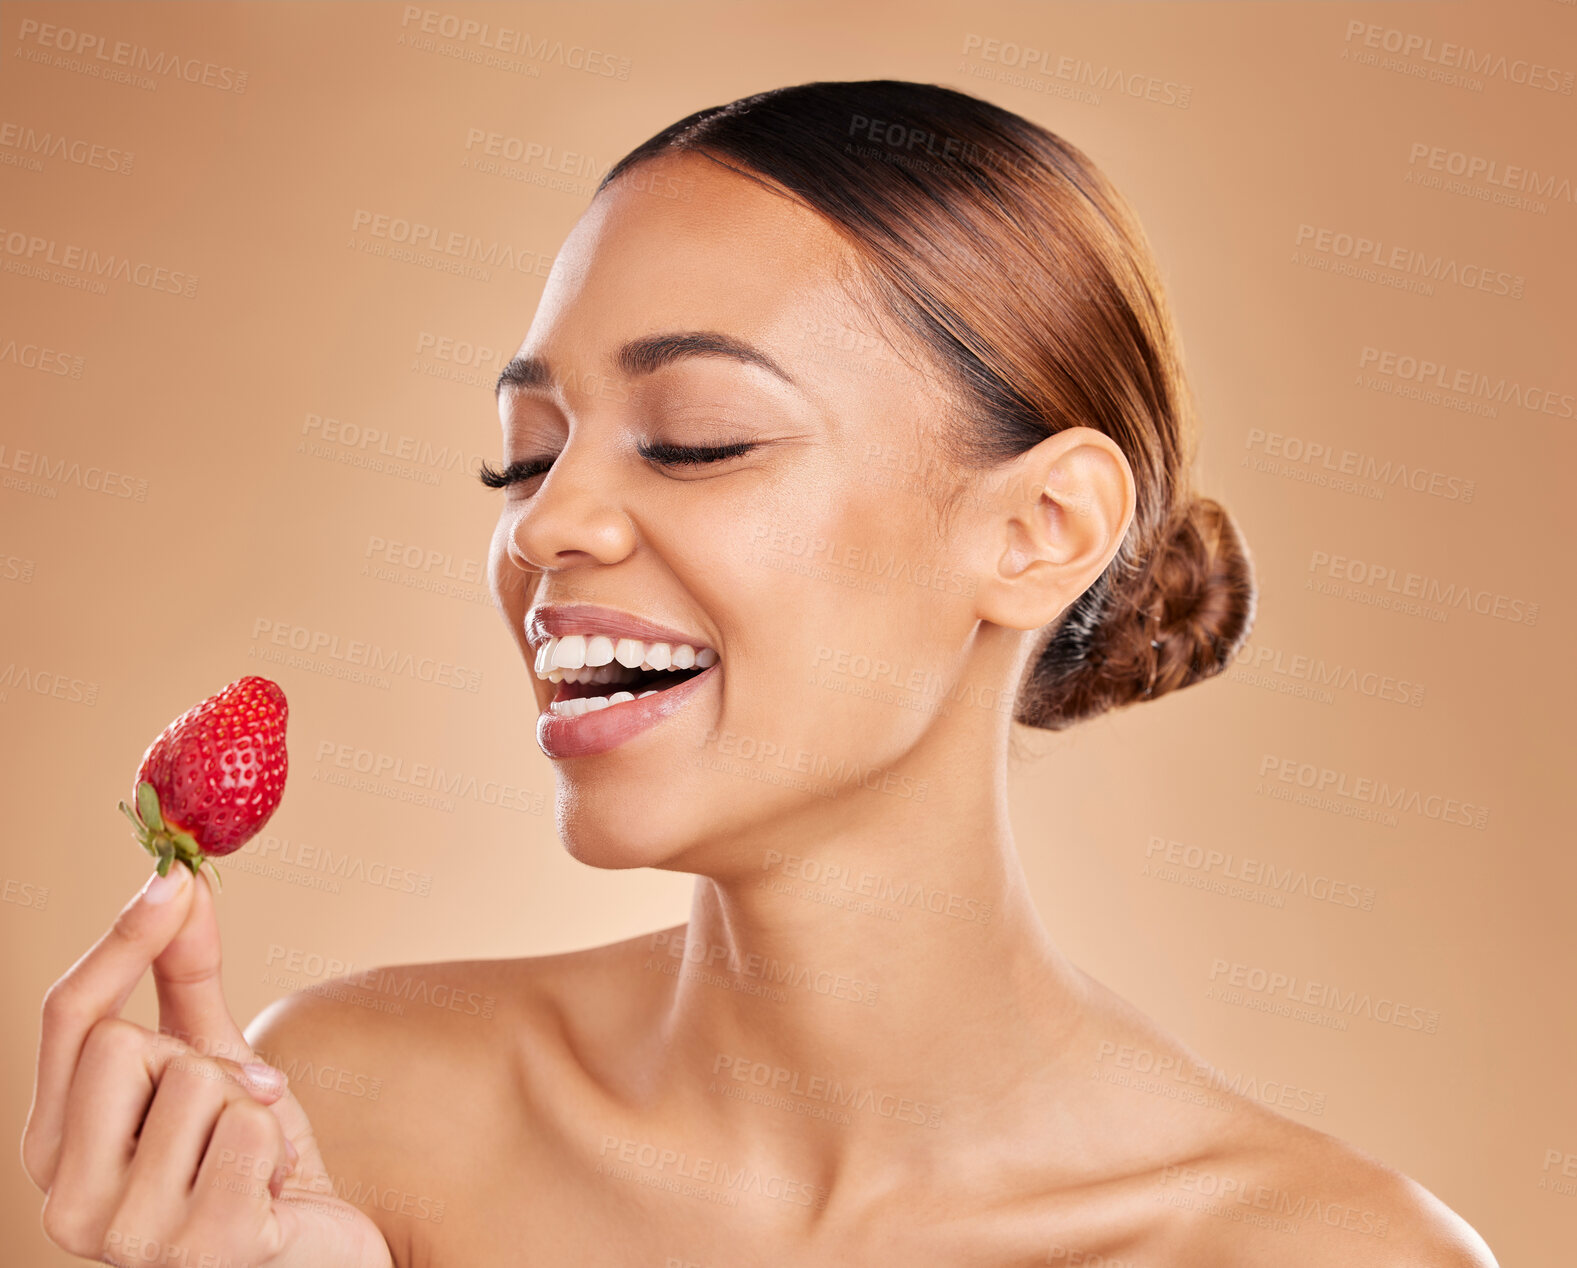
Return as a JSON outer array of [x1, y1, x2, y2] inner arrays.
[[1135, 496, 1257, 699], [1019, 495, 1257, 731]]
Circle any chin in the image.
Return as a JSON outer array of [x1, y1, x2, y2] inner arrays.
[[551, 770, 770, 876], [552, 783, 699, 872]]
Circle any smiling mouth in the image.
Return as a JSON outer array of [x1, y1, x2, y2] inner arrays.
[[533, 633, 718, 717], [553, 663, 707, 702]]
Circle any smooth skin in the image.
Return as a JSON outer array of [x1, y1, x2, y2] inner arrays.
[[28, 150, 1498, 1266]]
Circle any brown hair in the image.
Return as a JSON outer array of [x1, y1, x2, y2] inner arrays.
[[597, 80, 1256, 730]]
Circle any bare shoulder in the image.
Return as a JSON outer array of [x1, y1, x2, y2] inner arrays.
[[244, 953, 532, 1074], [1184, 1114, 1500, 1267], [241, 955, 538, 1169], [1068, 972, 1498, 1268], [241, 922, 683, 1129]]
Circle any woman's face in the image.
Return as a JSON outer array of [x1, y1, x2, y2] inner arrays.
[[487, 149, 997, 874]]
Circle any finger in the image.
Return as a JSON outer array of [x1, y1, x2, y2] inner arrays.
[[152, 875, 327, 1193], [243, 1004, 331, 1181], [25, 866, 196, 1188], [152, 868, 255, 1067], [46, 1021, 284, 1216], [217, 1055, 291, 1105], [189, 1098, 291, 1257], [118, 1049, 289, 1226], [43, 1020, 184, 1253]]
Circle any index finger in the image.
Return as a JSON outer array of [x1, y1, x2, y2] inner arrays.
[[22, 865, 196, 1187]]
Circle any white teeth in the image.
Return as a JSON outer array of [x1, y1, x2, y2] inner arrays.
[[549, 663, 636, 685], [532, 631, 720, 682], [547, 687, 673, 715], [551, 634, 586, 670], [548, 690, 646, 716]]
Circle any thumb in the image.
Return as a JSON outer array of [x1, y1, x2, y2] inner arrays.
[[150, 870, 328, 1184], [151, 866, 254, 1066]]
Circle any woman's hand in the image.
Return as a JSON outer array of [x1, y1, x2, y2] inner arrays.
[[22, 864, 394, 1268]]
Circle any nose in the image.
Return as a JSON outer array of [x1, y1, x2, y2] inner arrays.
[[505, 439, 638, 573]]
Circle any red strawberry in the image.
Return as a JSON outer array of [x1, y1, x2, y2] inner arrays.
[[119, 675, 289, 884]]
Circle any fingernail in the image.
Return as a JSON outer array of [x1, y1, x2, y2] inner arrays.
[[241, 1061, 287, 1094], [283, 1137, 299, 1167], [142, 867, 188, 904]]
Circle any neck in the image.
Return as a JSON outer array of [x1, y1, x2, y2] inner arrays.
[[646, 684, 1090, 1180]]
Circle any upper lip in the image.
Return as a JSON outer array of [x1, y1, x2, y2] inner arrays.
[[525, 603, 716, 654]]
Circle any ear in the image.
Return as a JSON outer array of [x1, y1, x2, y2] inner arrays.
[[969, 427, 1136, 632]]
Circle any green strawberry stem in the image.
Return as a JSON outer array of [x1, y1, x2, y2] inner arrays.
[[120, 780, 223, 892]]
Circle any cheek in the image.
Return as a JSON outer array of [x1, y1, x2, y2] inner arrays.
[[705, 491, 949, 741], [487, 517, 535, 631], [794, 499, 971, 727]]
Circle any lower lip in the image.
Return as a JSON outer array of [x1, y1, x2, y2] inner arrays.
[[535, 662, 720, 759]]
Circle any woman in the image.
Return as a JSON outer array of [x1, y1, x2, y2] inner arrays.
[[25, 81, 1497, 1267]]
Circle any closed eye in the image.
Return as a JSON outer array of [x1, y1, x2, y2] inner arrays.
[[636, 439, 758, 467], [477, 441, 758, 490]]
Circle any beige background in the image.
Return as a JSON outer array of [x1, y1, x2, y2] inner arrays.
[[2, 1, 1573, 1263]]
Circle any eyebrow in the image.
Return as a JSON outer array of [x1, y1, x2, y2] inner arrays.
[[494, 330, 798, 400]]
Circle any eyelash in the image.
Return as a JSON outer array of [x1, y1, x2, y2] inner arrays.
[[477, 440, 757, 490]]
